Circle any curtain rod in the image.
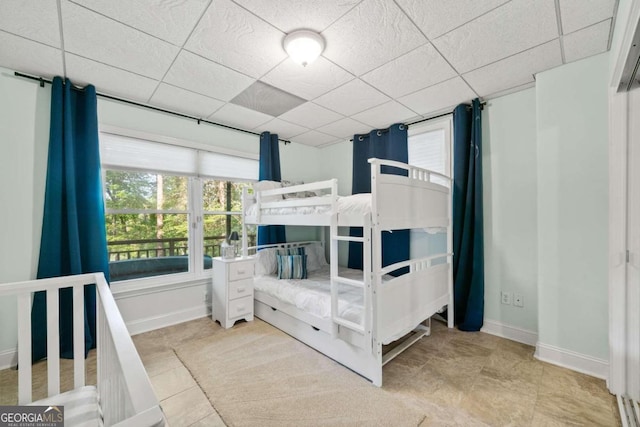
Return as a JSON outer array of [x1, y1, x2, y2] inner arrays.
[[348, 102, 485, 142], [13, 71, 292, 145]]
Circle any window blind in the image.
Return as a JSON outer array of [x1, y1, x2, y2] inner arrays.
[[100, 132, 258, 180], [408, 129, 446, 175]]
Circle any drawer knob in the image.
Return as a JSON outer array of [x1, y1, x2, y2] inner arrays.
[[236, 305, 244, 311], [237, 287, 245, 293], [237, 269, 245, 274]]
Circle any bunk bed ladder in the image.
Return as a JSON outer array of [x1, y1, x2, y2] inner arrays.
[[329, 213, 372, 346]]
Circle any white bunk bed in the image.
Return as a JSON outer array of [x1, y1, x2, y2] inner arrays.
[[0, 273, 165, 426], [241, 158, 453, 387]]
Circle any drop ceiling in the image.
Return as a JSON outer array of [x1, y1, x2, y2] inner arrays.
[[0, 0, 618, 147]]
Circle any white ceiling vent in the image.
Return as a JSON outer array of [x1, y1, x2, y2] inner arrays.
[[230, 81, 307, 116]]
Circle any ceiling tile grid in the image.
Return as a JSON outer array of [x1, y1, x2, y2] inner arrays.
[[562, 19, 612, 63], [163, 50, 254, 102], [261, 56, 353, 101], [321, 0, 427, 76], [462, 40, 563, 97], [185, 0, 287, 78], [433, 0, 559, 74], [558, 0, 617, 34], [0, 0, 61, 48], [232, 0, 361, 33], [65, 53, 159, 103], [61, 1, 179, 80], [149, 83, 225, 119], [0, 31, 64, 78], [0, 0, 620, 147], [313, 79, 390, 117]]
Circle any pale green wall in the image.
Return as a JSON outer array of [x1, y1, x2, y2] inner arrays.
[[482, 88, 538, 332], [536, 53, 609, 359], [0, 68, 50, 353]]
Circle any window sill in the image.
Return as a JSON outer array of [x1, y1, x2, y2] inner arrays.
[[110, 270, 213, 299]]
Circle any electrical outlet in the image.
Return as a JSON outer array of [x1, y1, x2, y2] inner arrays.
[[514, 293, 524, 307], [501, 291, 512, 305]]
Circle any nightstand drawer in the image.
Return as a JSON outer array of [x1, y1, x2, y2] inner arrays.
[[228, 295, 252, 319], [229, 261, 253, 281], [228, 278, 253, 300]]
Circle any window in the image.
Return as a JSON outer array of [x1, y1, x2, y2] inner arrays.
[[408, 116, 452, 185], [201, 179, 256, 269], [100, 130, 258, 282], [407, 116, 452, 260]]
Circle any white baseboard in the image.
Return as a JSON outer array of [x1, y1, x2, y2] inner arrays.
[[126, 304, 211, 336], [535, 342, 609, 380], [481, 319, 538, 346], [0, 347, 17, 370]]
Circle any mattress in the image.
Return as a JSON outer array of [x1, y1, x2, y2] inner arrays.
[[246, 193, 371, 217], [254, 265, 380, 325]]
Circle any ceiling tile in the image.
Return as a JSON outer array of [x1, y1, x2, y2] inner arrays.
[[361, 43, 457, 98], [149, 83, 224, 118], [0, 0, 60, 47], [65, 53, 158, 102], [0, 31, 63, 78], [261, 57, 353, 101], [464, 40, 562, 97], [61, 1, 178, 79], [231, 81, 306, 116], [290, 130, 336, 147], [70, 0, 210, 46], [278, 102, 343, 129], [563, 19, 611, 63], [185, 0, 287, 78], [314, 79, 390, 116], [231, 0, 360, 33], [164, 50, 254, 101], [253, 118, 309, 139], [559, 0, 616, 34], [433, 0, 558, 73], [322, 0, 427, 76], [351, 100, 418, 129], [394, 0, 510, 39], [208, 103, 273, 130], [316, 117, 370, 138], [398, 77, 475, 116]]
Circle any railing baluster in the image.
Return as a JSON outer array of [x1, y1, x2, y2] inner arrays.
[[46, 288, 60, 397], [17, 293, 32, 404], [73, 284, 85, 388]]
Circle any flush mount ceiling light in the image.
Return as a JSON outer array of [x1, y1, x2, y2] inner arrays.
[[283, 30, 325, 67]]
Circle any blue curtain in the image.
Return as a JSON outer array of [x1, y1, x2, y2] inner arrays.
[[452, 98, 484, 331], [257, 131, 286, 246], [348, 123, 409, 276], [31, 77, 110, 362]]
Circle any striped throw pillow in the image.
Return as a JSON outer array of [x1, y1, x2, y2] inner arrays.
[[277, 247, 305, 257], [277, 254, 307, 279]]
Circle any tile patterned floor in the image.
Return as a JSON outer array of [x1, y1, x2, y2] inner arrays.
[[0, 316, 621, 426]]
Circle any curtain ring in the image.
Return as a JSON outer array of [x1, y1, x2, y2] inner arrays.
[[399, 124, 405, 130], [376, 130, 382, 137], [358, 135, 364, 141]]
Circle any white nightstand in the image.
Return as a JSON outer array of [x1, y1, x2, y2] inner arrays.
[[211, 257, 255, 329]]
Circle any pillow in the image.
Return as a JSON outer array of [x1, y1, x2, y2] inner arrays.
[[281, 180, 302, 199], [304, 242, 328, 272], [277, 254, 308, 279], [252, 180, 282, 202], [277, 247, 305, 257], [255, 247, 278, 275]]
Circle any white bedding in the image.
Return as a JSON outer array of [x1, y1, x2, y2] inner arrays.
[[247, 193, 371, 217], [254, 264, 383, 325]]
